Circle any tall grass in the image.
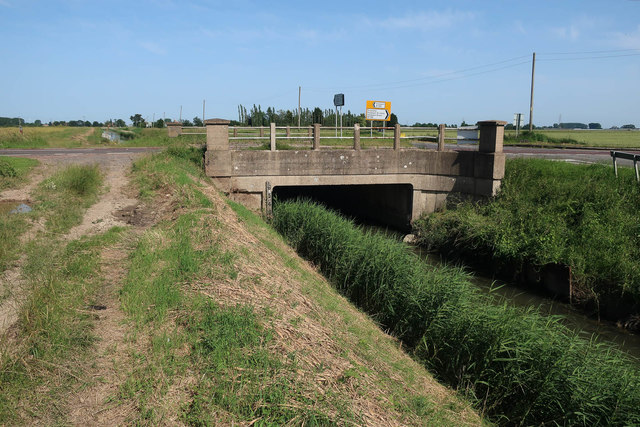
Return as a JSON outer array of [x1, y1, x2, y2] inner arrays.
[[272, 199, 640, 425], [504, 130, 581, 145], [34, 164, 103, 233], [415, 158, 640, 307]]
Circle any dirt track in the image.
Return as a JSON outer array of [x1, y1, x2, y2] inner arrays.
[[0, 149, 151, 335]]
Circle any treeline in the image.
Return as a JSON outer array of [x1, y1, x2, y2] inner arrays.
[[234, 104, 373, 127], [0, 117, 125, 127], [234, 105, 473, 128]]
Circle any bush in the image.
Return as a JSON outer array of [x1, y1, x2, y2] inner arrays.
[[0, 160, 17, 177], [57, 164, 101, 196]]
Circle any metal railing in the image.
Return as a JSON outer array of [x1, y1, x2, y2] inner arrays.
[[225, 124, 478, 150], [611, 150, 640, 182]]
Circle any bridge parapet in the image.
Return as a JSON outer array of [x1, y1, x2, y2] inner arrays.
[[204, 118, 506, 224]]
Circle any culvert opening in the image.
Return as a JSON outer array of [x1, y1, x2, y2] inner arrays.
[[272, 184, 413, 232]]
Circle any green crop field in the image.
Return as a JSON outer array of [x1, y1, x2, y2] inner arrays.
[[505, 129, 640, 148]]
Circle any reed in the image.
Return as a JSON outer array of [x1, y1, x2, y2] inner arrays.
[[272, 199, 640, 425]]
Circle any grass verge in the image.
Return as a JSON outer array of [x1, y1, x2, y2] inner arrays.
[[272, 199, 640, 425]]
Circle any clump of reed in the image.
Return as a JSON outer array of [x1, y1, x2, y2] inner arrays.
[[414, 158, 640, 305], [272, 199, 640, 425]]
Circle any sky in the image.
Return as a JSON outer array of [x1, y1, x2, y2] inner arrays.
[[1, 0, 639, 128]]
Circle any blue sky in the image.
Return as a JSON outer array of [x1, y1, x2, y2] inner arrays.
[[1, 0, 639, 127]]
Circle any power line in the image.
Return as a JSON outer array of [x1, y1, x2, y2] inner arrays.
[[538, 52, 640, 62], [351, 60, 531, 92], [539, 48, 640, 55], [307, 54, 530, 92]]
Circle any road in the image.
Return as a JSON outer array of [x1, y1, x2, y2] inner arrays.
[[411, 142, 640, 166], [2, 145, 639, 167], [0, 147, 163, 157]]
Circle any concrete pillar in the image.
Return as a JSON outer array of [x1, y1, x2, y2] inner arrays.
[[308, 126, 312, 137], [353, 123, 361, 150], [313, 124, 321, 150], [233, 128, 237, 137], [270, 122, 276, 151], [394, 124, 401, 150], [259, 126, 264, 138], [286, 126, 291, 138], [478, 120, 507, 153], [204, 119, 232, 183], [167, 122, 182, 138], [437, 124, 445, 151]]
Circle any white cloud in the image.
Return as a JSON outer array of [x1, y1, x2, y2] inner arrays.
[[514, 20, 526, 35], [549, 16, 598, 42], [551, 25, 580, 41], [376, 10, 475, 31], [610, 24, 640, 49], [138, 41, 166, 55]]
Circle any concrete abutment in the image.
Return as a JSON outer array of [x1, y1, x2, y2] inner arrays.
[[204, 119, 506, 227]]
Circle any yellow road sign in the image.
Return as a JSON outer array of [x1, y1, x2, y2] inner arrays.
[[365, 100, 391, 121]]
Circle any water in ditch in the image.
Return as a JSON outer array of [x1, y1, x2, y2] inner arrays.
[[411, 245, 640, 360], [367, 225, 640, 359]]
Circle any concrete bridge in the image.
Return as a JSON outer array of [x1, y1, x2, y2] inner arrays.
[[202, 119, 506, 229]]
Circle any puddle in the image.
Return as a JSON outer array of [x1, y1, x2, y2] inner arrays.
[[0, 200, 32, 215]]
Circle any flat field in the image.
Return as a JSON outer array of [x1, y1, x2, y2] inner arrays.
[[0, 127, 102, 148], [506, 129, 640, 148]]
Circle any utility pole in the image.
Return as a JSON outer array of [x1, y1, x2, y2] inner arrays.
[[529, 52, 536, 132], [179, 105, 182, 123], [298, 86, 301, 128], [202, 99, 205, 124]]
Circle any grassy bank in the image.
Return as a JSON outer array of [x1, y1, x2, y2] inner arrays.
[[114, 148, 480, 424], [272, 199, 640, 425], [415, 159, 640, 315]]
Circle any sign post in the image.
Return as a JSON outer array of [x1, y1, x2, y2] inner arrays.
[[366, 100, 391, 139], [334, 94, 344, 138], [513, 113, 523, 137]]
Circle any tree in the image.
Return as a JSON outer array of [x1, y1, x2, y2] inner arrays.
[[130, 114, 145, 127], [154, 119, 165, 128], [182, 119, 193, 127], [588, 122, 602, 129], [312, 107, 323, 124], [622, 124, 636, 129], [193, 116, 203, 127], [389, 113, 398, 127], [115, 119, 126, 127]]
